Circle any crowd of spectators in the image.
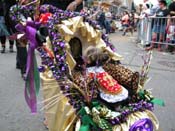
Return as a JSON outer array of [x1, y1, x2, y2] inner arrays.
[[80, 6, 119, 34], [139, 0, 175, 52], [112, 0, 175, 53]]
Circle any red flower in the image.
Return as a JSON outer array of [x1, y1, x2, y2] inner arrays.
[[39, 13, 52, 24]]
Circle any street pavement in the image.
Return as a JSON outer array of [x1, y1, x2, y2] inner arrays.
[[0, 32, 175, 131], [0, 46, 47, 131]]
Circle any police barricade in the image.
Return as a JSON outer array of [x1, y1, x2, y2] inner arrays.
[[138, 16, 175, 50]]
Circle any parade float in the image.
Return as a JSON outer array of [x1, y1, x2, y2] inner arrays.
[[10, 1, 164, 131]]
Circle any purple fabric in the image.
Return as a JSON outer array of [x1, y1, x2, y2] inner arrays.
[[16, 21, 40, 113], [129, 118, 153, 131], [24, 54, 36, 113], [15, 24, 26, 33]]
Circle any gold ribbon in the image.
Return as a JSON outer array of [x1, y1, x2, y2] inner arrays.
[[56, 16, 123, 69], [58, 16, 101, 44], [40, 74, 76, 131]]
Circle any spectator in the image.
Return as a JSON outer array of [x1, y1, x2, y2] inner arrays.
[[121, 11, 130, 36], [146, 0, 169, 51], [105, 10, 112, 34], [0, 1, 10, 53], [144, 4, 153, 16], [166, 0, 175, 52], [98, 10, 106, 30], [4, 0, 16, 53], [129, 11, 136, 35], [149, 0, 160, 16], [12, 0, 29, 77]]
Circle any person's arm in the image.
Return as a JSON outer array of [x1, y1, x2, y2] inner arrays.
[[74, 0, 83, 6], [170, 11, 175, 15], [149, 14, 156, 18], [166, 9, 171, 25], [66, 0, 83, 11]]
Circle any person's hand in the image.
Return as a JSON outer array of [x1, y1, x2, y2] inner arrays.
[[20, 21, 26, 26], [66, 1, 78, 11], [149, 15, 156, 18], [170, 11, 175, 14]]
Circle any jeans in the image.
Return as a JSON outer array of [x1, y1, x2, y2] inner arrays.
[[105, 20, 111, 34]]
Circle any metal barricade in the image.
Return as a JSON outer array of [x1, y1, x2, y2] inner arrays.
[[138, 17, 175, 47]]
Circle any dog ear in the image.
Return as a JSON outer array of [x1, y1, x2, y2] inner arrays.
[[85, 46, 110, 67]]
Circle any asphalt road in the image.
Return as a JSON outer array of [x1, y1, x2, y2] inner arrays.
[[0, 32, 175, 131], [0, 47, 47, 131]]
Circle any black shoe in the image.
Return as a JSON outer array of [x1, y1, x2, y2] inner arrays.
[[16, 65, 21, 69], [10, 47, 14, 53], [21, 70, 26, 80], [21, 67, 26, 78], [1, 47, 5, 53]]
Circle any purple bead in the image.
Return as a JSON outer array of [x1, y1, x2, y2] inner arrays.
[[38, 66, 45, 72], [42, 61, 48, 65], [41, 54, 45, 58], [115, 118, 119, 123], [65, 85, 69, 89], [122, 111, 127, 116], [54, 47, 59, 52], [48, 62, 53, 67], [133, 107, 138, 112], [112, 47, 116, 52], [52, 70, 56, 74], [37, 47, 42, 52], [50, 65, 55, 69], [59, 42, 65, 48], [58, 56, 63, 62], [55, 75, 60, 80], [61, 66, 65, 71], [56, 54, 60, 59], [111, 120, 116, 125], [51, 32, 55, 36]]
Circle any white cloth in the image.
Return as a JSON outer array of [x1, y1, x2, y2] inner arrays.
[[100, 87, 128, 103]]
